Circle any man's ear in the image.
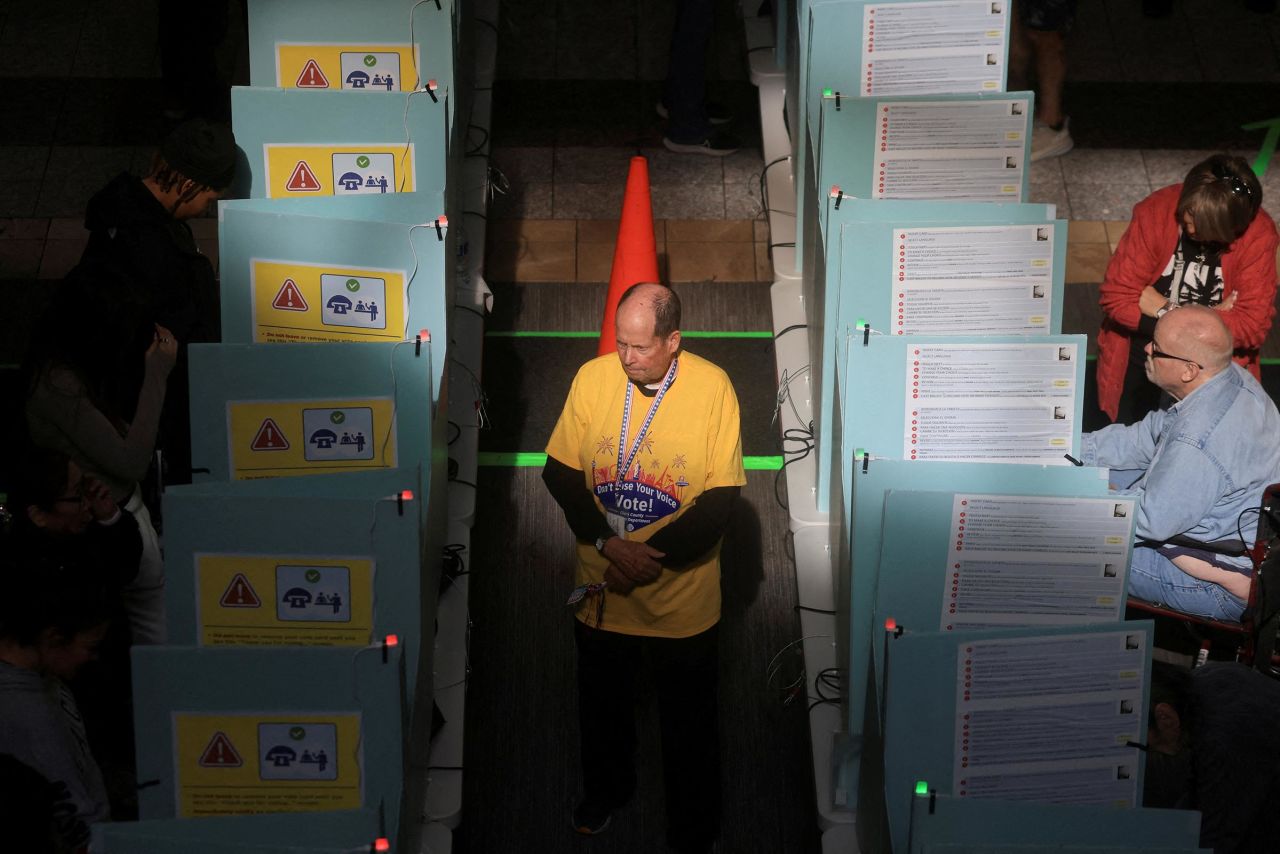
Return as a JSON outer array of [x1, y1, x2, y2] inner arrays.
[[26, 505, 50, 530], [1150, 701, 1183, 753]]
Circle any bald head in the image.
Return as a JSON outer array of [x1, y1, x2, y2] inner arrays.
[[1158, 306, 1233, 374], [617, 282, 681, 339], [615, 283, 682, 386], [1145, 305, 1234, 401]]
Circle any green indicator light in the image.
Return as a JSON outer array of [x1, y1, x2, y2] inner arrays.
[[854, 447, 866, 460], [855, 317, 867, 330], [823, 87, 833, 98], [915, 781, 929, 796]]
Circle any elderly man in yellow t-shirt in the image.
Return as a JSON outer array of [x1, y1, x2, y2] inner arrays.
[[543, 282, 744, 854]]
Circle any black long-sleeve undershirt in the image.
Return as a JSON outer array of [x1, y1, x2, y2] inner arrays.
[[542, 456, 740, 568]]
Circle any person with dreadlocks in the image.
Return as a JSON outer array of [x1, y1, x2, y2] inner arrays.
[[79, 118, 237, 489]]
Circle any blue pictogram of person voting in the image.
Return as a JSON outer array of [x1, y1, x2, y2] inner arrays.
[[341, 52, 401, 91], [321, 274, 387, 330], [258, 723, 338, 781], [331, 152, 394, 194], [276, 565, 353, 623], [303, 407, 375, 462]]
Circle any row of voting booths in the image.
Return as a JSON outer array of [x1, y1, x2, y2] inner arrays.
[[93, 1, 499, 851], [741, 1, 1213, 851]]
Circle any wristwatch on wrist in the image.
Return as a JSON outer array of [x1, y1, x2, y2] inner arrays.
[[594, 536, 612, 554], [1156, 300, 1178, 318]]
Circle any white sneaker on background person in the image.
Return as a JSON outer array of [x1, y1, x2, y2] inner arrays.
[[1031, 117, 1074, 162]]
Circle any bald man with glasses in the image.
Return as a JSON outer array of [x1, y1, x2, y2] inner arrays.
[[1082, 305, 1280, 620]]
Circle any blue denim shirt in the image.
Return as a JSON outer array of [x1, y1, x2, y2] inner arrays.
[[1082, 364, 1280, 570]]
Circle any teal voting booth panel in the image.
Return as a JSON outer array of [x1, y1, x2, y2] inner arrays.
[[247, 0, 455, 100], [132, 646, 405, 842], [795, 0, 1016, 270], [872, 622, 1155, 854], [229, 86, 447, 201], [875, 489, 1136, 642], [162, 472, 428, 698], [801, 90, 1034, 271], [834, 333, 1088, 508], [188, 342, 433, 483], [217, 193, 451, 397], [835, 459, 1111, 806], [815, 92, 1033, 208], [809, 199, 1063, 511], [903, 793, 1204, 854], [94, 810, 381, 853]]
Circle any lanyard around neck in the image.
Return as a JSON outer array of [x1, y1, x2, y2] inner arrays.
[[616, 357, 679, 486]]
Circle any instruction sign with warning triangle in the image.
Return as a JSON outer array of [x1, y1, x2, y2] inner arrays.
[[295, 58, 329, 89], [286, 160, 322, 192], [251, 418, 290, 451], [198, 731, 243, 767], [219, 573, 262, 608], [272, 278, 308, 312]]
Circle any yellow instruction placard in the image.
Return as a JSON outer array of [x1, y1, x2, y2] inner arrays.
[[263, 144, 415, 198], [228, 398, 397, 480], [196, 554, 375, 646], [276, 43, 419, 91], [252, 259, 407, 344], [174, 713, 362, 817]]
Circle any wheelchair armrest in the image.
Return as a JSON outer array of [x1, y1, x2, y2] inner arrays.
[[1139, 535, 1248, 557]]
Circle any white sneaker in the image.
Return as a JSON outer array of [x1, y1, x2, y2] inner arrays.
[[1031, 118, 1074, 162]]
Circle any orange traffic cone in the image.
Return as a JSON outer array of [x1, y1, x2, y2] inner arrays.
[[598, 156, 661, 355]]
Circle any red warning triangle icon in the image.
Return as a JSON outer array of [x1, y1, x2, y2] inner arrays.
[[296, 58, 329, 89], [286, 160, 322, 192], [219, 573, 262, 608], [199, 731, 244, 768], [272, 278, 308, 312], [251, 418, 290, 451]]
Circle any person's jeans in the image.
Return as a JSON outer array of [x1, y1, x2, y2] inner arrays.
[[663, 0, 715, 143], [1127, 545, 1246, 621]]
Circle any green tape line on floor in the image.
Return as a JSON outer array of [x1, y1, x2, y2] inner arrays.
[[478, 452, 784, 470], [485, 331, 774, 339]]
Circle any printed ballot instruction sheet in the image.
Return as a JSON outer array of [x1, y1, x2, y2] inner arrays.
[[953, 631, 1145, 807], [942, 495, 1135, 630], [904, 343, 1077, 462], [860, 1, 1007, 96], [873, 99, 1027, 200], [893, 225, 1053, 334]]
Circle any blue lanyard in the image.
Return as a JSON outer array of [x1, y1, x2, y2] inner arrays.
[[616, 358, 679, 486]]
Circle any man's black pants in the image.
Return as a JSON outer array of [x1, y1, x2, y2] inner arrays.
[[574, 619, 721, 849]]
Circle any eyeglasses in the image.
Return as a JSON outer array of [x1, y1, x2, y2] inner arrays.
[[1148, 344, 1204, 370], [1211, 162, 1253, 198]]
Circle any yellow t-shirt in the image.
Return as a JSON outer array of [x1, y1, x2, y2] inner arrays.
[[545, 350, 746, 637]]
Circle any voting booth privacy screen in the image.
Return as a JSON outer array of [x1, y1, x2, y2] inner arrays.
[[808, 200, 1065, 511]]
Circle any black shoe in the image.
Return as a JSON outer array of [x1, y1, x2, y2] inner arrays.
[[662, 131, 740, 157], [657, 100, 733, 125], [572, 800, 613, 836]]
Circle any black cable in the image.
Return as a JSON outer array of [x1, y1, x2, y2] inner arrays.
[[775, 323, 807, 340], [463, 210, 487, 220], [769, 242, 795, 249], [466, 124, 490, 156], [808, 698, 838, 712], [758, 155, 791, 221], [473, 17, 498, 33], [795, 604, 836, 615], [447, 420, 461, 445], [773, 430, 813, 511], [455, 304, 487, 320], [450, 478, 478, 489]]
